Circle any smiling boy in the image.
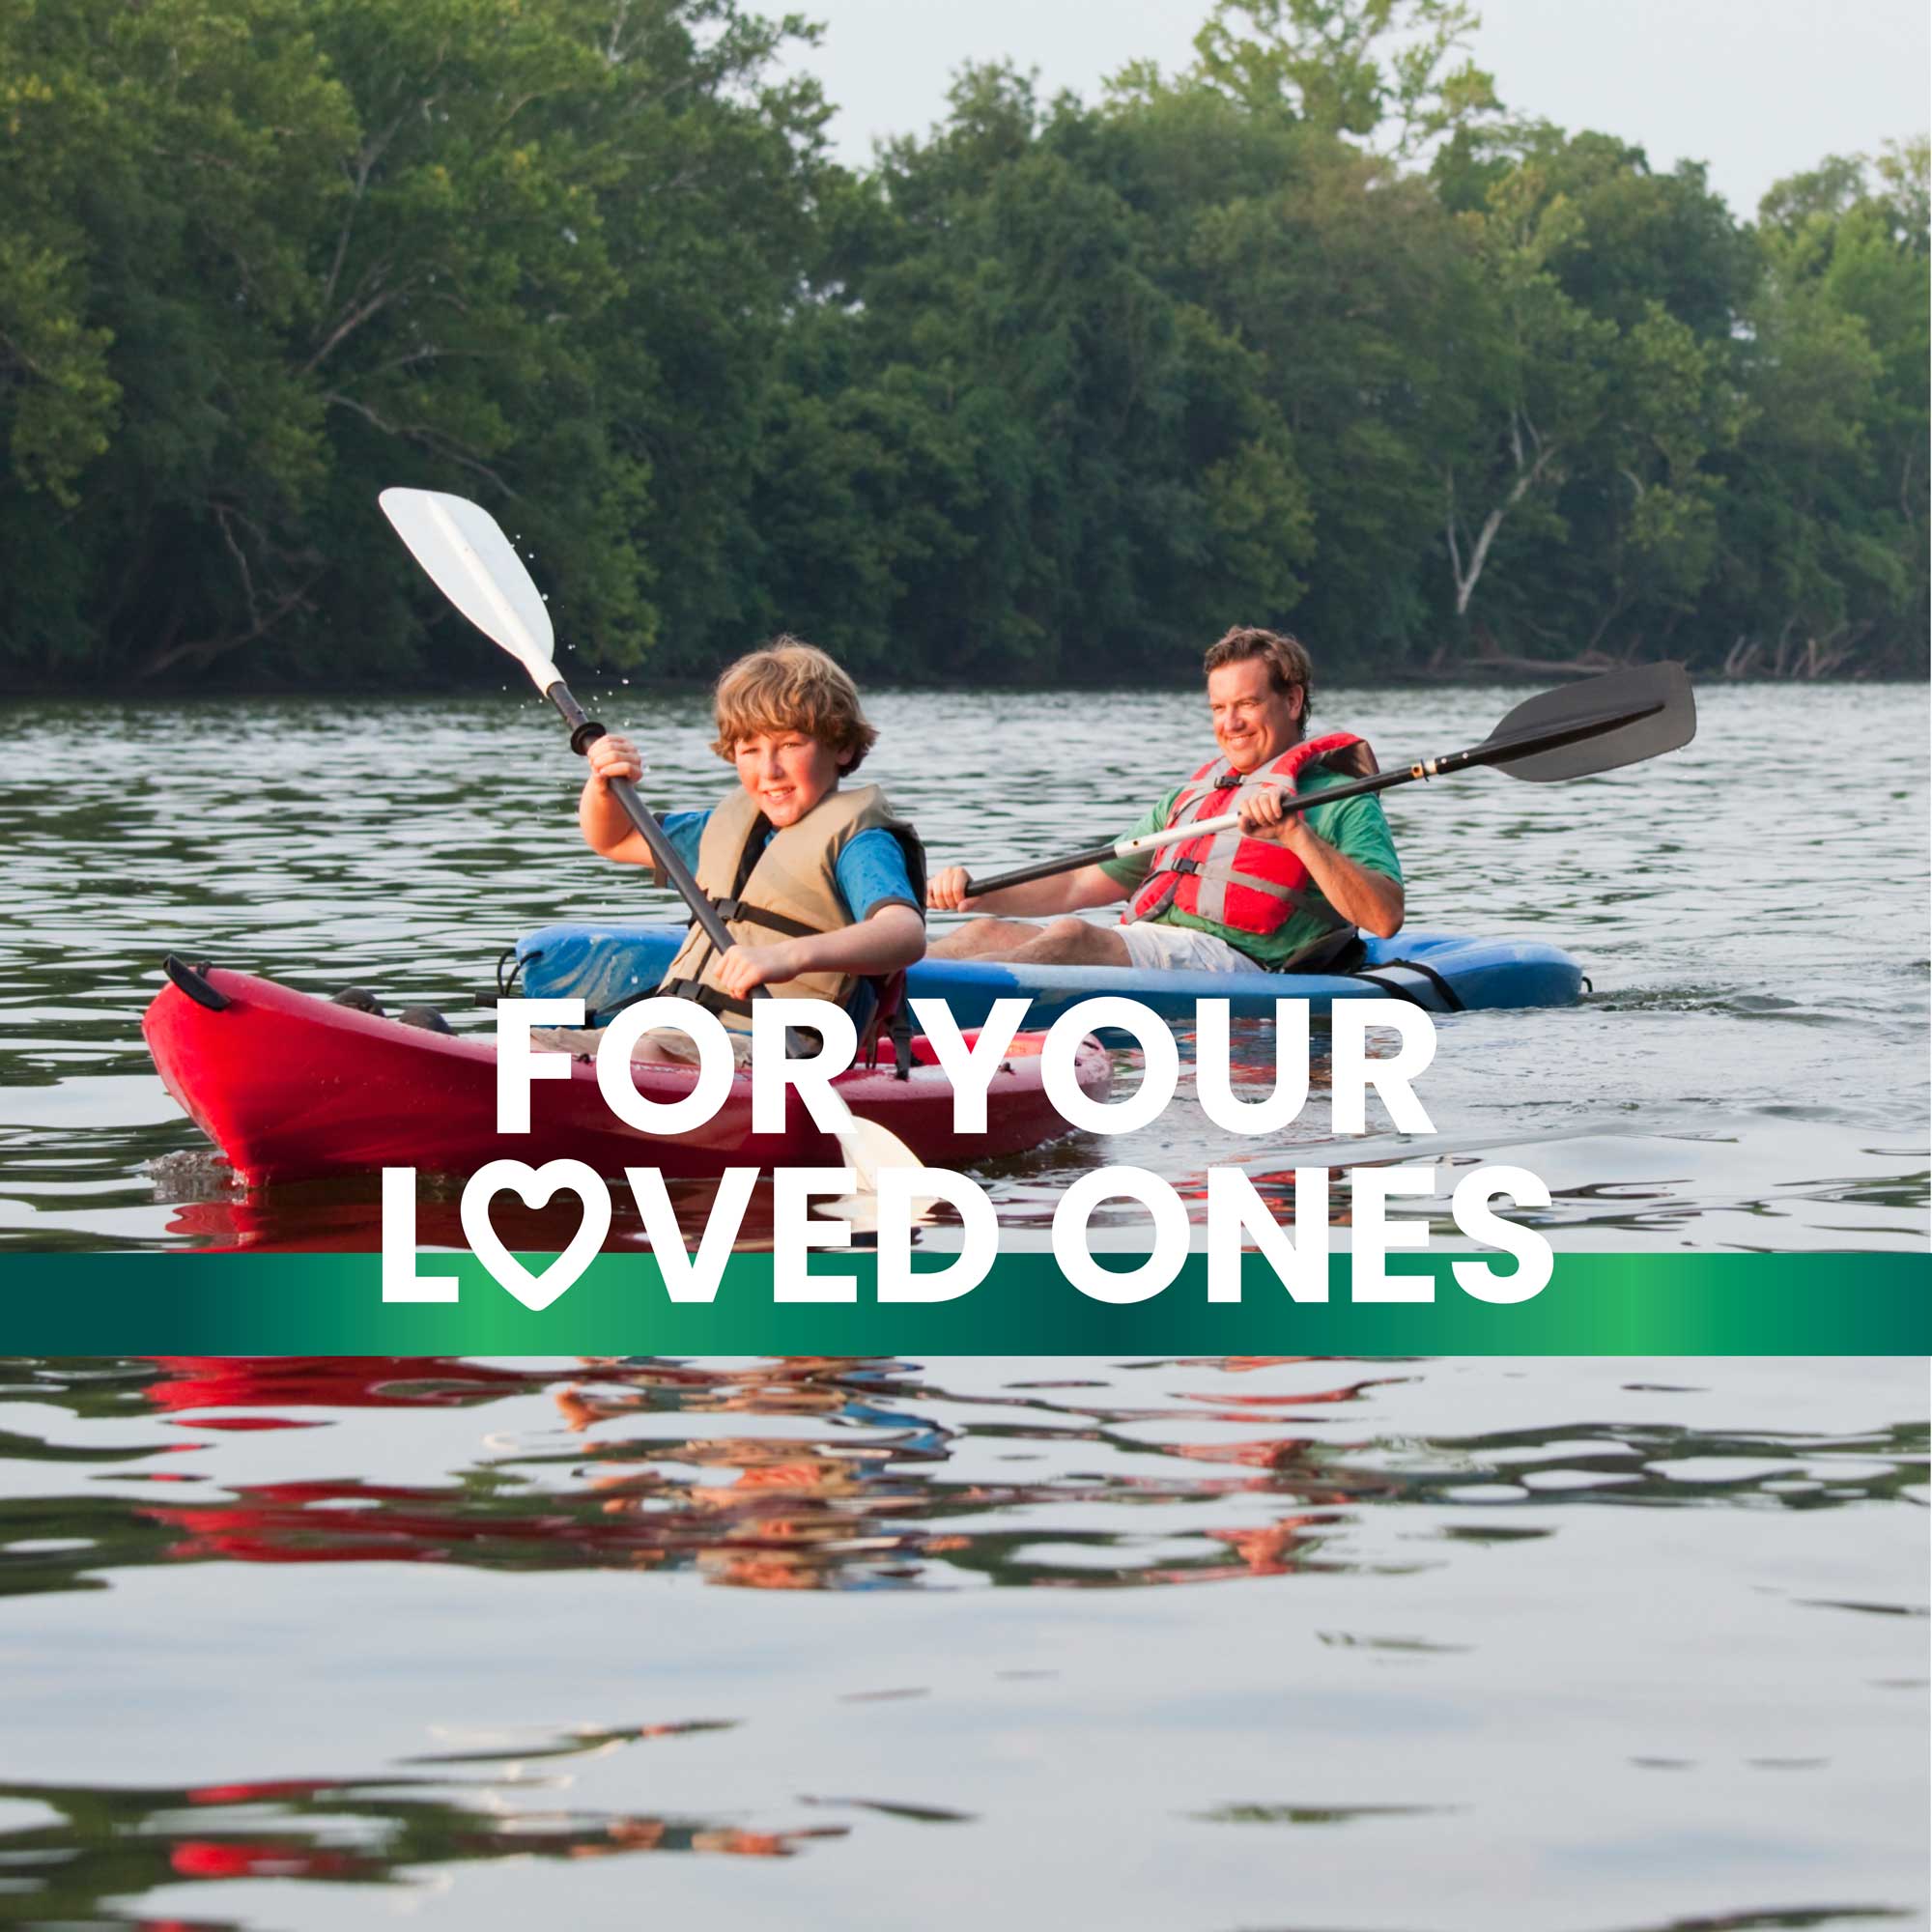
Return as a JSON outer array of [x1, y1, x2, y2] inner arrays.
[[581, 639, 925, 1064]]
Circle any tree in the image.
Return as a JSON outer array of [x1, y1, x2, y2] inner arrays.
[[752, 67, 1321, 681], [0, 0, 356, 672], [1427, 127, 1753, 660], [1440, 161, 1610, 630], [0, 0, 829, 685], [1192, 0, 1500, 161], [1711, 141, 1929, 675]]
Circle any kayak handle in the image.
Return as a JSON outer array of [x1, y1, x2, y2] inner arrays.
[[163, 954, 231, 1012]]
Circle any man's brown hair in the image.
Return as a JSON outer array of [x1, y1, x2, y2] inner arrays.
[[1202, 625, 1315, 722], [710, 637, 879, 771]]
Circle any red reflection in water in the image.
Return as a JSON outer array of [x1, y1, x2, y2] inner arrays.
[[165, 1179, 773, 1255], [115, 1356, 1378, 1594], [145, 1356, 542, 1412], [0, 1763, 850, 1926], [172, 1839, 370, 1881]]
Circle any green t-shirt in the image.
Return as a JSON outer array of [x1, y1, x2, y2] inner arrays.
[[1098, 766, 1403, 968]]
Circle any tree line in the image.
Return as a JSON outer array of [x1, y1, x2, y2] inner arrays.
[[2, 0, 1925, 689]]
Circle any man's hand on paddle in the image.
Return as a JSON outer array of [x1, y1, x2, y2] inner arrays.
[[1240, 787, 1406, 940], [926, 866, 980, 913], [1238, 785, 1316, 851]]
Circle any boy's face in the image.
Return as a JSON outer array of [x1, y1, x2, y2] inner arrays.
[[731, 728, 844, 828]]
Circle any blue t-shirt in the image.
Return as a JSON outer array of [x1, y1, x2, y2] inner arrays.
[[658, 812, 921, 924]]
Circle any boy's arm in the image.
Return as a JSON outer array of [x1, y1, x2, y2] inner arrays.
[[712, 825, 925, 1000], [579, 734, 657, 867], [712, 903, 924, 1001]]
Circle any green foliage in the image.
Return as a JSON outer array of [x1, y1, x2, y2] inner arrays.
[[0, 0, 823, 681], [1192, 0, 1500, 159], [0, 0, 1923, 687], [1707, 139, 1929, 674]]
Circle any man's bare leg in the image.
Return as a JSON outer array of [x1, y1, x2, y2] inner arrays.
[[1004, 917, 1133, 966], [930, 916, 1133, 967], [928, 918, 1055, 959]]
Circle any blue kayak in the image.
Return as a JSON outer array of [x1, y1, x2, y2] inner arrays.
[[510, 923, 1584, 1032]]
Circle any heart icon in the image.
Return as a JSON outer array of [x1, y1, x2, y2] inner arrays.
[[459, 1158, 611, 1312]]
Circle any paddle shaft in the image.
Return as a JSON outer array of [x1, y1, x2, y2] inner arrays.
[[963, 694, 1662, 896]]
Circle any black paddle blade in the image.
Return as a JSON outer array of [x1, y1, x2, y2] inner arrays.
[[1479, 662, 1696, 781]]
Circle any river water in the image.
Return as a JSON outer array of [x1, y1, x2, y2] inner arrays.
[[0, 681, 1925, 1250], [0, 682, 1926, 1928]]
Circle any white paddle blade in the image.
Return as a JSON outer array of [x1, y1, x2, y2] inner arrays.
[[838, 1116, 928, 1197], [806, 1071, 926, 1192], [811, 1093, 926, 1197], [820, 1192, 943, 1232], [823, 1145, 944, 1228], [380, 488, 559, 691]]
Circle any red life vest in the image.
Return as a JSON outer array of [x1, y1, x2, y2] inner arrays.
[[1125, 731, 1378, 940]]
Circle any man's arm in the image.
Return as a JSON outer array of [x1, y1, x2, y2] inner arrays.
[[1283, 826, 1405, 937], [926, 862, 1124, 918], [1240, 792, 1405, 938]]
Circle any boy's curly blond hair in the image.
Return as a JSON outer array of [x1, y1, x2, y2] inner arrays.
[[709, 638, 878, 772]]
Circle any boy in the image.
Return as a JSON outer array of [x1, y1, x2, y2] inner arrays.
[[581, 639, 925, 1065]]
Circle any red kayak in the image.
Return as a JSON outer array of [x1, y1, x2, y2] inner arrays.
[[144, 960, 1109, 1187]]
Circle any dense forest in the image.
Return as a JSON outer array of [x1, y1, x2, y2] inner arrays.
[[2, 0, 1925, 688]]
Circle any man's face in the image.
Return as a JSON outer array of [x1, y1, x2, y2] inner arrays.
[[1208, 657, 1303, 771]]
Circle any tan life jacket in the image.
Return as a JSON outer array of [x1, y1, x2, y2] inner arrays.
[[655, 782, 925, 1031]]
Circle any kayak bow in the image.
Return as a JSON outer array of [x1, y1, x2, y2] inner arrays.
[[143, 961, 1110, 1188]]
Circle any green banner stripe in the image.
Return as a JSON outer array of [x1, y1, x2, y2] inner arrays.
[[0, 1252, 1925, 1353]]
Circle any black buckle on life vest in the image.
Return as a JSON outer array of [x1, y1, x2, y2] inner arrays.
[[658, 977, 753, 1020], [1170, 855, 1202, 876], [705, 895, 821, 941]]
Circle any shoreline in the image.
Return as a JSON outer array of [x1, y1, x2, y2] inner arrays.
[[3, 663, 1926, 702]]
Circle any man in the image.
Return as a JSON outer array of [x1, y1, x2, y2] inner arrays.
[[925, 626, 1403, 971]]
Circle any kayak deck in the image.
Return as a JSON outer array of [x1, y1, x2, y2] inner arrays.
[[143, 963, 1109, 1188], [512, 923, 1586, 1032]]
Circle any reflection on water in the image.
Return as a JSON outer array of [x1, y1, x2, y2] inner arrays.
[[0, 682, 1925, 1250], [5, 1356, 1922, 1602], [0, 1354, 1923, 1929], [1, 1766, 846, 1932]]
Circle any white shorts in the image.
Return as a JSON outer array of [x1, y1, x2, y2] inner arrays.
[[1116, 920, 1256, 974]]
